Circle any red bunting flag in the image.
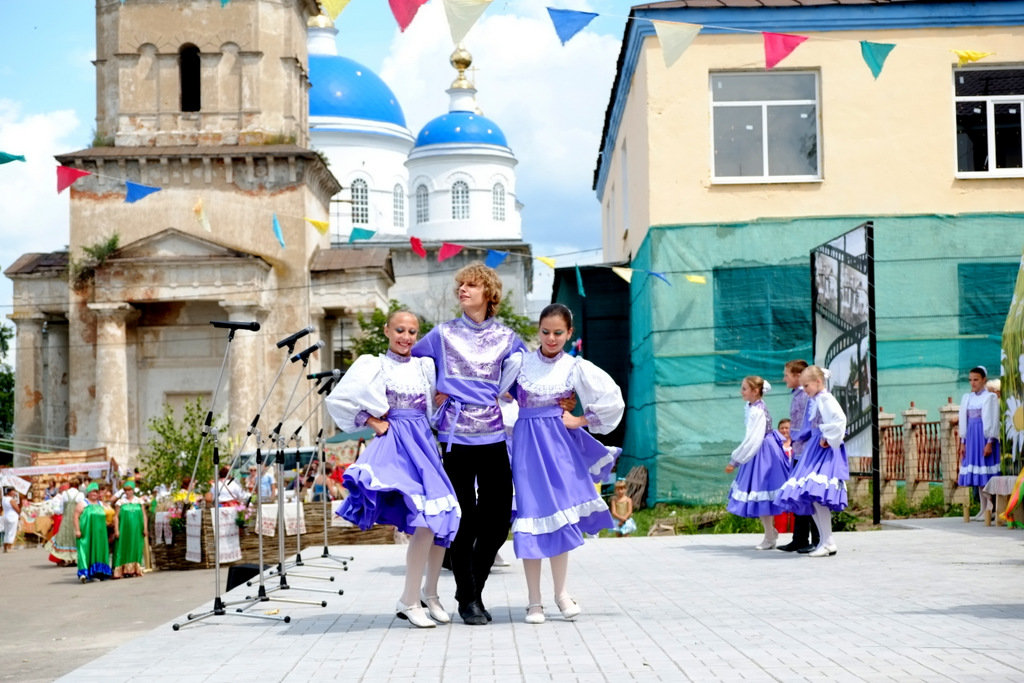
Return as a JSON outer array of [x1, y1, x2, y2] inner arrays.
[[763, 32, 808, 69], [410, 236, 427, 258], [438, 242, 463, 262], [389, 0, 429, 32], [57, 166, 91, 194]]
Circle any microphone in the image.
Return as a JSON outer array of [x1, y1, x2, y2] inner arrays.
[[276, 326, 315, 349], [307, 369, 342, 380], [210, 320, 260, 332], [318, 378, 336, 395], [290, 340, 324, 363]]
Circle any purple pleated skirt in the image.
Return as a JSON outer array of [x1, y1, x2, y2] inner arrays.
[[726, 431, 791, 518], [338, 409, 461, 547], [775, 428, 849, 515], [957, 415, 1000, 487], [510, 406, 620, 559]]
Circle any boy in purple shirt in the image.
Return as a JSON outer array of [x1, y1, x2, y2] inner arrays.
[[413, 263, 526, 625]]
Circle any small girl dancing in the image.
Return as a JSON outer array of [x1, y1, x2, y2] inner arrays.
[[724, 376, 791, 550], [775, 365, 848, 557]]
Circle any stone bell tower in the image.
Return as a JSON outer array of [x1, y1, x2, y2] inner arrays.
[[7, 0, 342, 467]]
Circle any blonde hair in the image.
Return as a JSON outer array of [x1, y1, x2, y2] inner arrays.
[[743, 375, 765, 397], [454, 262, 503, 319], [802, 365, 826, 384]]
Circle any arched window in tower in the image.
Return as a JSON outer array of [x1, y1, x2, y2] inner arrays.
[[415, 185, 429, 224], [351, 179, 369, 225], [492, 183, 506, 222], [393, 184, 405, 229], [179, 44, 201, 112], [451, 181, 469, 220]]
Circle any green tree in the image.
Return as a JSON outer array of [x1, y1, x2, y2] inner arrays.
[[496, 292, 537, 343], [352, 300, 434, 360], [139, 397, 225, 490], [0, 323, 13, 441]]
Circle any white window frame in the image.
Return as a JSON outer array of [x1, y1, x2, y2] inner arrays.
[[954, 66, 1024, 179], [451, 181, 470, 220], [709, 70, 822, 184], [392, 184, 405, 229], [350, 178, 369, 225], [415, 184, 429, 224], [492, 183, 505, 221]]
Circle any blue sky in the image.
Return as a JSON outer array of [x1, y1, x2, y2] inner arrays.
[[0, 1, 638, 344]]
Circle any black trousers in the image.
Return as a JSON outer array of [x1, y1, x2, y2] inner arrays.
[[442, 441, 513, 606], [791, 513, 820, 547]]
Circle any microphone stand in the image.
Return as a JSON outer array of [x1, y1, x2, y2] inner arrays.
[[174, 322, 287, 630]]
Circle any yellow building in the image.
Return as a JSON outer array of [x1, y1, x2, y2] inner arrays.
[[595, 1, 1024, 504]]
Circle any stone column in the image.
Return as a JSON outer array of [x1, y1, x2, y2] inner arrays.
[[89, 303, 138, 467], [43, 320, 70, 451], [877, 410, 897, 508], [219, 301, 265, 445], [8, 312, 46, 467], [902, 404, 928, 505], [939, 399, 967, 511]]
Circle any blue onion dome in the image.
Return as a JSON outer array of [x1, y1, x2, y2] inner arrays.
[[309, 54, 407, 128], [414, 111, 508, 148]]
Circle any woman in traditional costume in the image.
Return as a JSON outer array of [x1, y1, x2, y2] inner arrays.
[[327, 310, 460, 629], [75, 482, 112, 582], [113, 481, 147, 578], [501, 304, 624, 624], [46, 478, 82, 566], [958, 366, 1001, 519]]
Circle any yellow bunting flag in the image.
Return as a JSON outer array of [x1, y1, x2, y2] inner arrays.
[[305, 217, 330, 235], [537, 256, 556, 269], [951, 50, 993, 67], [193, 198, 211, 233], [443, 0, 493, 45], [651, 20, 701, 69], [611, 267, 633, 284], [685, 274, 707, 284], [320, 0, 351, 21]]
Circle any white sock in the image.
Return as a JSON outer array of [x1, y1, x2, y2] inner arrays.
[[812, 503, 833, 548]]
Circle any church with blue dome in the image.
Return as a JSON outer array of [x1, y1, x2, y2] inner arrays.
[[306, 15, 532, 327]]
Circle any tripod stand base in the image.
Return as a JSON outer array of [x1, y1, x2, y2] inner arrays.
[[173, 596, 290, 630]]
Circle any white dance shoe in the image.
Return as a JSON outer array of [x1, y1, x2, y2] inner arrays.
[[754, 537, 777, 550], [525, 604, 546, 624], [420, 591, 451, 624], [807, 543, 838, 557], [556, 595, 581, 620], [396, 600, 436, 628]]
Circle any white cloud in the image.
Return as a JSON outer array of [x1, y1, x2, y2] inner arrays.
[[378, 1, 621, 270], [0, 100, 79, 358]]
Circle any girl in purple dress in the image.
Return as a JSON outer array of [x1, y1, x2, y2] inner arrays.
[[326, 311, 461, 628], [957, 366, 1001, 519], [501, 304, 624, 624], [775, 365, 848, 557], [724, 376, 790, 550]]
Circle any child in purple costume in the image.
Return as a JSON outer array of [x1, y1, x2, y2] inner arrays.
[[725, 375, 790, 550], [327, 310, 460, 628], [501, 304, 623, 624]]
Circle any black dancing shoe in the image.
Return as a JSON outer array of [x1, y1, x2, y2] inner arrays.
[[777, 541, 803, 552], [796, 545, 817, 554], [458, 600, 488, 626]]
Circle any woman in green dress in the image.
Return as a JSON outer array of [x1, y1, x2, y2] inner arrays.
[[75, 482, 112, 582], [113, 481, 147, 578]]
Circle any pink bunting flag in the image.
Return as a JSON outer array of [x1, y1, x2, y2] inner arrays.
[[57, 166, 91, 193], [389, 0, 429, 32], [438, 242, 464, 262], [763, 32, 808, 70], [410, 236, 427, 258]]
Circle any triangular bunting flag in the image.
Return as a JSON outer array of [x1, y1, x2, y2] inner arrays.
[[193, 198, 212, 233], [685, 274, 707, 284], [546, 8, 597, 45], [410, 237, 427, 258], [57, 165, 91, 193], [389, 0, 429, 32], [320, 0, 351, 21], [349, 227, 376, 242], [305, 217, 329, 235], [575, 265, 586, 298], [0, 152, 26, 165], [438, 242, 464, 262], [537, 256, 556, 269], [444, 0, 493, 45], [952, 50, 993, 67], [860, 41, 895, 80], [124, 180, 161, 203], [651, 20, 701, 69], [648, 271, 671, 285], [611, 267, 633, 284], [221, 0, 230, 6], [484, 249, 508, 268], [272, 214, 286, 248], [763, 32, 808, 70]]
